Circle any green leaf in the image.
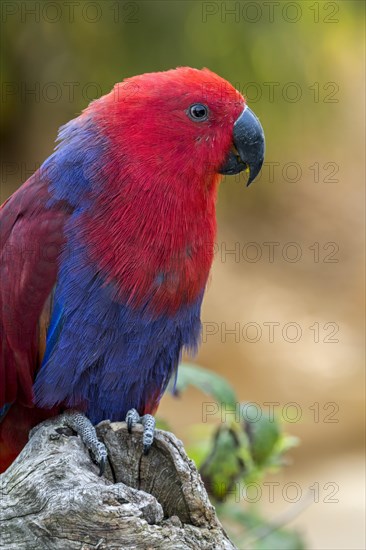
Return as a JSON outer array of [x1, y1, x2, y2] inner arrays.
[[175, 362, 237, 408], [274, 434, 300, 456], [199, 426, 246, 501], [242, 403, 281, 466]]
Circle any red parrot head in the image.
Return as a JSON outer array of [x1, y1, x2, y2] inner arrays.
[[89, 67, 265, 188], [62, 67, 266, 313]]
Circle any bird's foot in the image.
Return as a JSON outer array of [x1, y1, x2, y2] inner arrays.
[[29, 410, 108, 476], [125, 408, 156, 455], [61, 410, 107, 476]]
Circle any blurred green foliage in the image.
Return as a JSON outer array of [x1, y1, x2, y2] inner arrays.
[[160, 363, 302, 549]]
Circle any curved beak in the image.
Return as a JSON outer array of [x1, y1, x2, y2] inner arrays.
[[219, 106, 265, 186]]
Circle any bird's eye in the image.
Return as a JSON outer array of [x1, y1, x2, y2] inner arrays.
[[188, 103, 209, 122]]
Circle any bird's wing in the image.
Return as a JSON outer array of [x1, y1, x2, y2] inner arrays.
[[0, 171, 69, 410]]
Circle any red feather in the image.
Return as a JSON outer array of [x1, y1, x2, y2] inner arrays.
[[0, 170, 68, 407], [80, 68, 245, 314]]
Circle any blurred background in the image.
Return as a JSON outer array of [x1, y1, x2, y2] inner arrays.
[[1, 1, 364, 548]]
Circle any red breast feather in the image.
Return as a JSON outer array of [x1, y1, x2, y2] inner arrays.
[[79, 67, 245, 315]]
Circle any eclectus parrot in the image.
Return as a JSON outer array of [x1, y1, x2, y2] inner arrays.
[[0, 67, 265, 473]]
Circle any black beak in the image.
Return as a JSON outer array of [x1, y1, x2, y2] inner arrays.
[[219, 106, 265, 186]]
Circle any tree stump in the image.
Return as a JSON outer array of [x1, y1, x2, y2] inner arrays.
[[0, 418, 237, 549]]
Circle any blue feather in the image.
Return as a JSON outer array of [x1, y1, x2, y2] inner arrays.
[[0, 403, 11, 422], [41, 299, 63, 365], [34, 212, 203, 423]]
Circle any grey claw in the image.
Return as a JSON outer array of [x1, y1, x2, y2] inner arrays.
[[125, 409, 156, 453], [99, 455, 106, 476], [141, 414, 155, 451], [125, 408, 139, 433], [91, 440, 108, 476]]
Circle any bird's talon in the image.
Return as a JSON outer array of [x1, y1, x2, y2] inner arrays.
[[125, 409, 156, 453], [125, 408, 140, 433], [91, 440, 108, 476], [98, 454, 106, 477], [62, 410, 108, 476]]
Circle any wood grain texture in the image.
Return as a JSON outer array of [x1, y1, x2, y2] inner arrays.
[[0, 417, 236, 549]]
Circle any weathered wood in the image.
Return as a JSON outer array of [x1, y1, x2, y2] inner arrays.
[[0, 418, 236, 549]]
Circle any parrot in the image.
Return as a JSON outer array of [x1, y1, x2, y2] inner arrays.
[[0, 67, 265, 474]]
